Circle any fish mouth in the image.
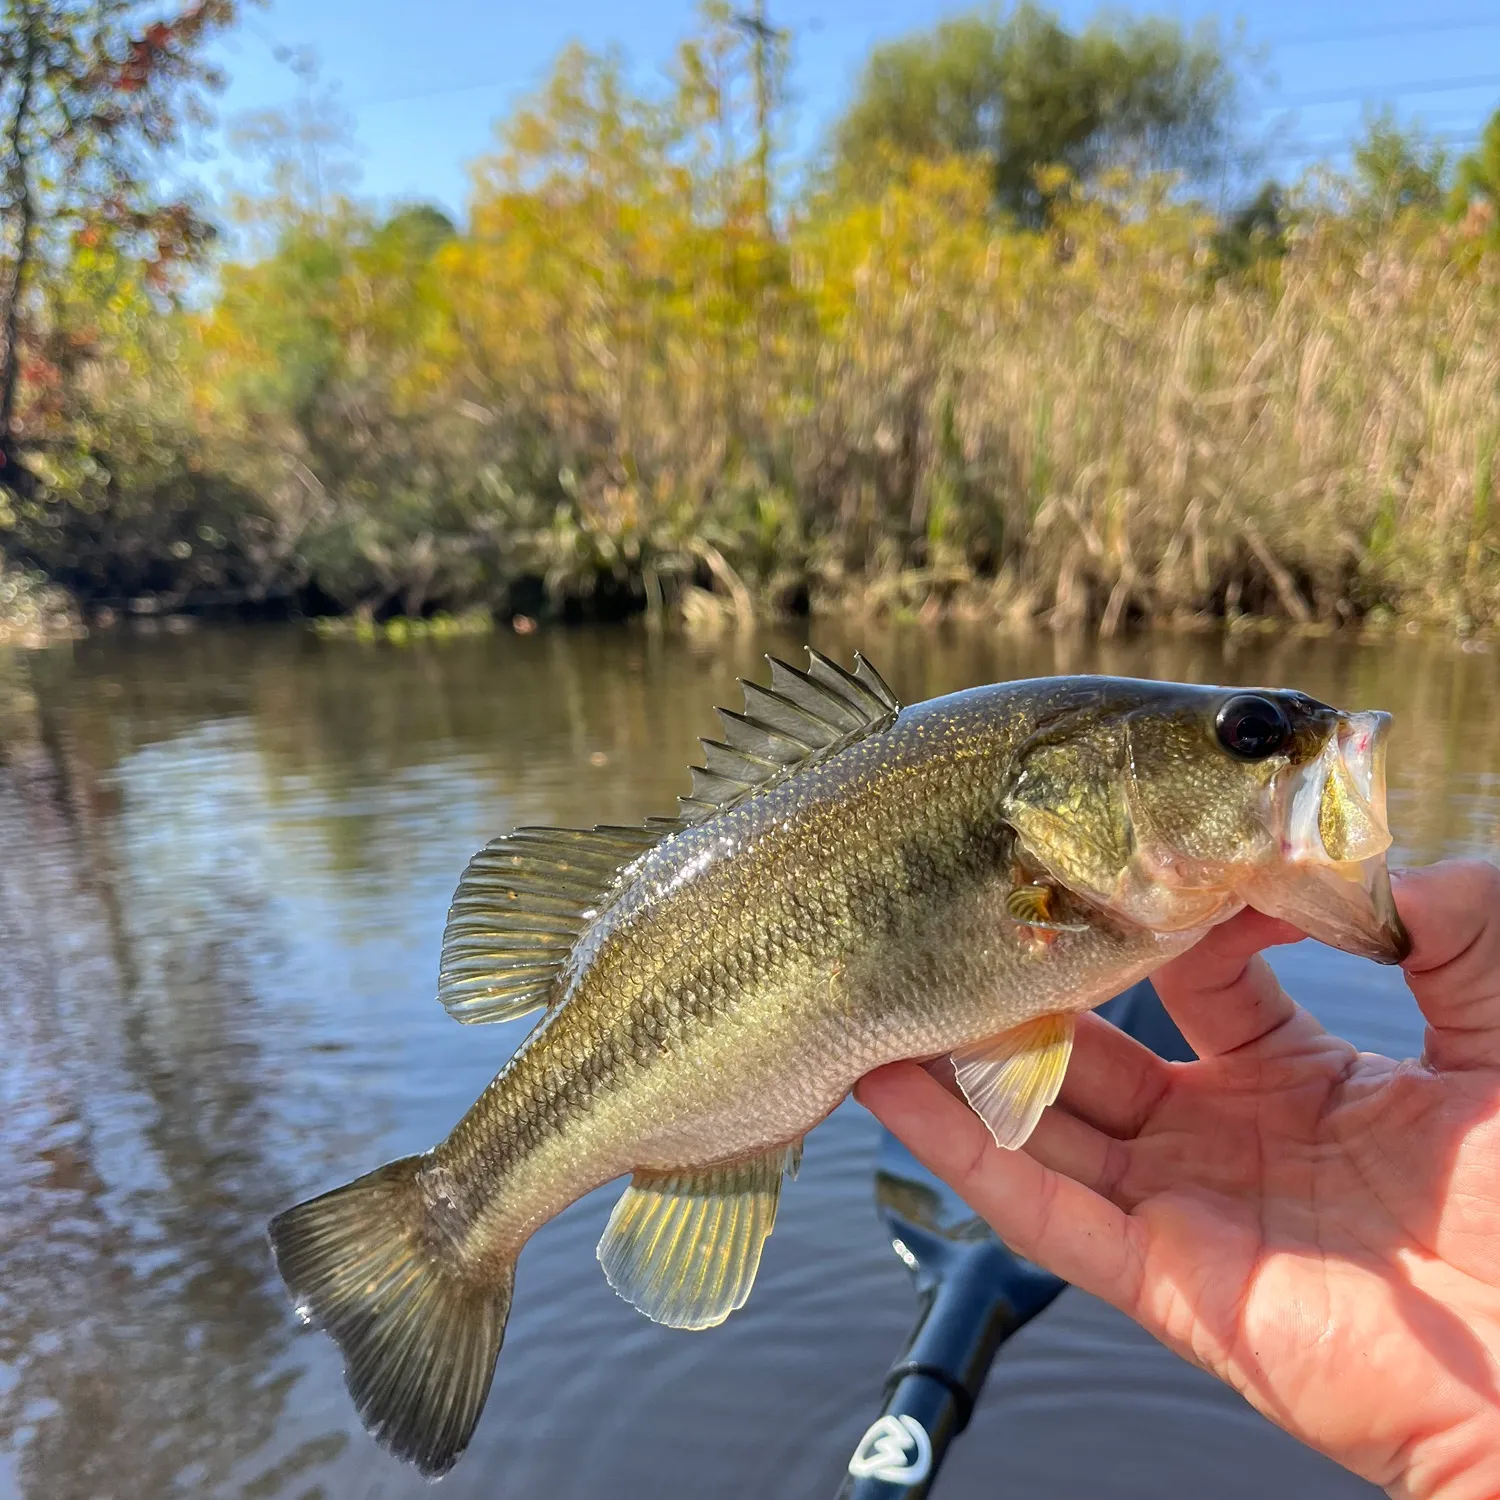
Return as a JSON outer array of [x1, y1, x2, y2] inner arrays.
[[1284, 710, 1394, 866], [1246, 710, 1410, 964]]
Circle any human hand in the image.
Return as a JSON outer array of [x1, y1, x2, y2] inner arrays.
[[856, 860, 1500, 1500]]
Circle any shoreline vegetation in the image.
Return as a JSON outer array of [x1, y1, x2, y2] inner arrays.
[[1, 6, 1499, 649]]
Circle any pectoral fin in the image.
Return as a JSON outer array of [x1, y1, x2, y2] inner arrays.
[[952, 1013, 1076, 1150], [1005, 882, 1090, 933], [597, 1143, 801, 1330]]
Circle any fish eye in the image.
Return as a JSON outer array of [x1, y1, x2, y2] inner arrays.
[[1215, 694, 1293, 760]]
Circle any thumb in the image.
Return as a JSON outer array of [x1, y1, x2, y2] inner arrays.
[[1395, 860, 1500, 1069]]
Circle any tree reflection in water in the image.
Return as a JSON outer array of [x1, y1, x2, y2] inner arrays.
[[0, 623, 1495, 1499]]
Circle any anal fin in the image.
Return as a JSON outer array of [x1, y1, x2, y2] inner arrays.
[[952, 1013, 1075, 1150], [597, 1142, 801, 1330]]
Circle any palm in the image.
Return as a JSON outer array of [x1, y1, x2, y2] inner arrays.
[[1116, 1024, 1500, 1487], [857, 862, 1500, 1500]]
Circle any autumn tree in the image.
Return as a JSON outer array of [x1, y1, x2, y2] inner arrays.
[[0, 0, 243, 498], [824, 3, 1236, 222]]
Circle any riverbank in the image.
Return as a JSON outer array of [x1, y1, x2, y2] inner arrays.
[[6, 592, 1494, 656], [0, 563, 81, 650], [4, 165, 1498, 642]]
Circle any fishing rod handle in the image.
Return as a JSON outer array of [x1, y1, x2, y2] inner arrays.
[[836, 1251, 1064, 1499], [836, 1368, 962, 1500]]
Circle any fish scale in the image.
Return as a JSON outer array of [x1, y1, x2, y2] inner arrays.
[[269, 653, 1407, 1478]]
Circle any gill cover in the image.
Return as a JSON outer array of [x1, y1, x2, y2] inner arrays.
[[1001, 706, 1254, 933]]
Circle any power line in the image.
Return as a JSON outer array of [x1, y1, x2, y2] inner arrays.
[[345, 73, 530, 113], [1260, 128, 1484, 164], [779, 5, 1500, 50], [283, 12, 1500, 139], [1268, 11, 1500, 49], [1263, 71, 1500, 110]]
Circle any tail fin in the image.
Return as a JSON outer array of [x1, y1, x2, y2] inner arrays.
[[268, 1156, 512, 1478]]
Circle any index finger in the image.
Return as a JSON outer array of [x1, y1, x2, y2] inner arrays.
[[1150, 907, 1305, 1058], [855, 1061, 1145, 1311]]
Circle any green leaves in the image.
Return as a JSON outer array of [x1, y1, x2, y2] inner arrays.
[[1450, 109, 1500, 246], [823, 3, 1237, 223]]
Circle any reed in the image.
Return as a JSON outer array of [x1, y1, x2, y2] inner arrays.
[[6, 155, 1499, 636]]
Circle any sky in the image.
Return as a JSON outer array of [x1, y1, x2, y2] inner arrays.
[[198, 1, 1500, 222]]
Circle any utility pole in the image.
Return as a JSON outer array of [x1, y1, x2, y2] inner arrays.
[[732, 0, 779, 233]]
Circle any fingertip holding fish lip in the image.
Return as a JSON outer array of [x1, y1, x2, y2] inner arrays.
[[1345, 922, 1411, 966], [1385, 918, 1415, 965]]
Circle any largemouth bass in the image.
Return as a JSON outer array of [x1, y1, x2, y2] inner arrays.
[[270, 652, 1407, 1475]]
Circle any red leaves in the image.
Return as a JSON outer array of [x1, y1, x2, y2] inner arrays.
[[116, 4, 240, 94], [118, 23, 175, 93]]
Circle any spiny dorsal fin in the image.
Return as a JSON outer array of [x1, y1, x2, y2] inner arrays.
[[438, 822, 681, 1024], [439, 649, 898, 1018], [680, 648, 900, 823]]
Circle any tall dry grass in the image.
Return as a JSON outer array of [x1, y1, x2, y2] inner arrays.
[[392, 157, 1500, 633], [9, 147, 1500, 634]]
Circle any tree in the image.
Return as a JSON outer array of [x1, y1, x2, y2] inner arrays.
[[222, 47, 357, 238], [1207, 179, 1288, 278], [1349, 110, 1450, 227], [824, 3, 1236, 223], [0, 0, 243, 498], [1449, 106, 1500, 245]]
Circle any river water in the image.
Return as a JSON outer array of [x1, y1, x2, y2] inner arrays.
[[2, 622, 1497, 1500]]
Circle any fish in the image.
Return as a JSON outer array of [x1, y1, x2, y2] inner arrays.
[[268, 652, 1408, 1476]]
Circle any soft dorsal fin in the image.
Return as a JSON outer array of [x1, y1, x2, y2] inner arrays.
[[438, 822, 681, 1024], [679, 649, 900, 823]]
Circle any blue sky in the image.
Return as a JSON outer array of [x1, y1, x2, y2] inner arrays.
[[200, 1, 1500, 221]]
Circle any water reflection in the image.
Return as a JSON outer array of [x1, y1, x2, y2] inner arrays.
[[0, 669, 330, 1498], [0, 624, 1496, 1499]]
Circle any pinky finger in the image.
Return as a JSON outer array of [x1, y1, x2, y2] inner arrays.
[[856, 1062, 1146, 1312]]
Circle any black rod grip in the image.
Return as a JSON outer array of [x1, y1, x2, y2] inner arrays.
[[837, 1250, 1064, 1498]]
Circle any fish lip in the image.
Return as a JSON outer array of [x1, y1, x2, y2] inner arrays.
[[1369, 859, 1413, 965], [1377, 912, 1412, 965], [1242, 853, 1411, 965], [1339, 710, 1391, 802]]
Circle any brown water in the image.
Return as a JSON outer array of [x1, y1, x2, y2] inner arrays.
[[2, 622, 1498, 1500]]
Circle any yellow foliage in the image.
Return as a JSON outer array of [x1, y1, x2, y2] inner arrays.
[[34, 25, 1495, 634]]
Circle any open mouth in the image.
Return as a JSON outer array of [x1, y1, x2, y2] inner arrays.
[[1246, 710, 1409, 965], [1283, 710, 1393, 866]]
